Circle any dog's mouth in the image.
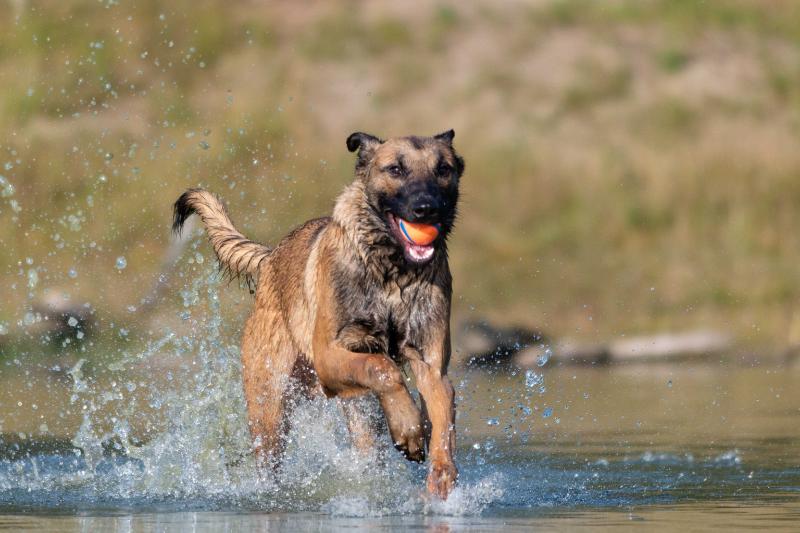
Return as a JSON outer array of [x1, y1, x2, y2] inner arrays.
[[387, 213, 438, 264]]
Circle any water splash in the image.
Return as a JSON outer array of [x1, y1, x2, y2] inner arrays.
[[2, 269, 786, 517], [0, 268, 502, 515]]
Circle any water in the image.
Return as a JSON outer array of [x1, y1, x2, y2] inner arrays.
[[0, 273, 798, 530]]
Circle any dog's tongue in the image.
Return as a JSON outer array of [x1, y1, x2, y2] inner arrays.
[[398, 218, 440, 246]]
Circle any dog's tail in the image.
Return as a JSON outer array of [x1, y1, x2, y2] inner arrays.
[[172, 188, 271, 285]]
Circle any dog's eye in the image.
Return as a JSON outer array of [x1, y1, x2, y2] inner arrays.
[[386, 165, 403, 177], [436, 163, 452, 177]]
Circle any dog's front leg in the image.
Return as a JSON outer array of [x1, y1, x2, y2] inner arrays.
[[406, 341, 457, 500], [313, 313, 425, 461]]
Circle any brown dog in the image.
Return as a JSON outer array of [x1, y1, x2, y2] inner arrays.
[[172, 130, 464, 499]]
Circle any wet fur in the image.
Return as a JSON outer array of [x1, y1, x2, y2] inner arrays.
[[172, 131, 463, 499]]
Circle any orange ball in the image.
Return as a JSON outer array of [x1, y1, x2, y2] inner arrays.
[[398, 218, 440, 245]]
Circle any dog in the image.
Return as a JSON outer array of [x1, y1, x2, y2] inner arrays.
[[172, 130, 464, 499]]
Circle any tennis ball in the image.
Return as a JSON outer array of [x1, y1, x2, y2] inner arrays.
[[398, 218, 440, 246]]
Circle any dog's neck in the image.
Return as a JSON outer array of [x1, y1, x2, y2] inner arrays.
[[332, 181, 443, 285]]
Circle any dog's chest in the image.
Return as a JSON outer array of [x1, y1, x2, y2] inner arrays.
[[335, 278, 432, 357]]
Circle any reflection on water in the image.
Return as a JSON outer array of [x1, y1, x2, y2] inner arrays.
[[3, 502, 800, 532], [0, 272, 798, 529]]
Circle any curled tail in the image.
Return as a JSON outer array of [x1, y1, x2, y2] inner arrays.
[[172, 188, 271, 287]]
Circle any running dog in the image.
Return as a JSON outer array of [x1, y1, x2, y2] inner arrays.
[[172, 130, 464, 499]]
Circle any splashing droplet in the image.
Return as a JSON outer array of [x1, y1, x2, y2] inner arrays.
[[0, 175, 14, 197], [525, 369, 543, 388], [537, 347, 552, 367]]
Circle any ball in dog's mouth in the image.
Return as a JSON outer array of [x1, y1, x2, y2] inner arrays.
[[388, 214, 439, 264]]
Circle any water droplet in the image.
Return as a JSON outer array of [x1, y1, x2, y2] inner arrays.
[[198, 141, 210, 150], [537, 347, 551, 367], [543, 407, 553, 418], [27, 269, 38, 289], [667, 380, 673, 388], [487, 417, 499, 426], [525, 369, 543, 388], [115, 256, 127, 270], [0, 175, 14, 197], [68, 268, 78, 278], [67, 316, 79, 328]]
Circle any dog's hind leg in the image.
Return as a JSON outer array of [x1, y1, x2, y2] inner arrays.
[[339, 395, 382, 454], [240, 313, 302, 468]]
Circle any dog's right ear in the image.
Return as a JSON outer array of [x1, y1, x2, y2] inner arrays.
[[346, 132, 382, 153]]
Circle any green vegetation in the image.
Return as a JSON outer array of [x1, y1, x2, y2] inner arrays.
[[2, 0, 800, 356]]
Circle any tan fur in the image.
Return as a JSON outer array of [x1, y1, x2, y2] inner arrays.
[[173, 131, 463, 499], [174, 189, 271, 286]]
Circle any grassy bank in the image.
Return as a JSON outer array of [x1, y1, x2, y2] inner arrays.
[[2, 0, 800, 354]]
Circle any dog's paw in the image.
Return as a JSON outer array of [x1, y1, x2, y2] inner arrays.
[[426, 460, 457, 500], [393, 424, 425, 462]]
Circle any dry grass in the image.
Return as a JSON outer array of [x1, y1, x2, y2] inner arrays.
[[2, 0, 800, 355]]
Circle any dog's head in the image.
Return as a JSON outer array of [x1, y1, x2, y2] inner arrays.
[[347, 130, 464, 265]]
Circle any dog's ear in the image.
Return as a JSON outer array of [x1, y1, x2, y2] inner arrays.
[[346, 132, 382, 153], [434, 129, 455, 145], [435, 129, 464, 175]]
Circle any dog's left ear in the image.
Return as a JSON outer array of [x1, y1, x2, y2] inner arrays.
[[346, 132, 382, 153], [434, 129, 455, 145], [435, 129, 463, 175]]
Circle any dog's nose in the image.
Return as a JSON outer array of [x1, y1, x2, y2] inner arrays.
[[410, 201, 438, 221]]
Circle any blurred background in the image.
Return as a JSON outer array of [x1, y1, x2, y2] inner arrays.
[[2, 0, 800, 363]]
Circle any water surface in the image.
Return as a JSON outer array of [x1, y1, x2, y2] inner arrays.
[[0, 278, 797, 530]]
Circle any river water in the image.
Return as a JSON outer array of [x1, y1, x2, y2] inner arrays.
[[0, 275, 798, 530]]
